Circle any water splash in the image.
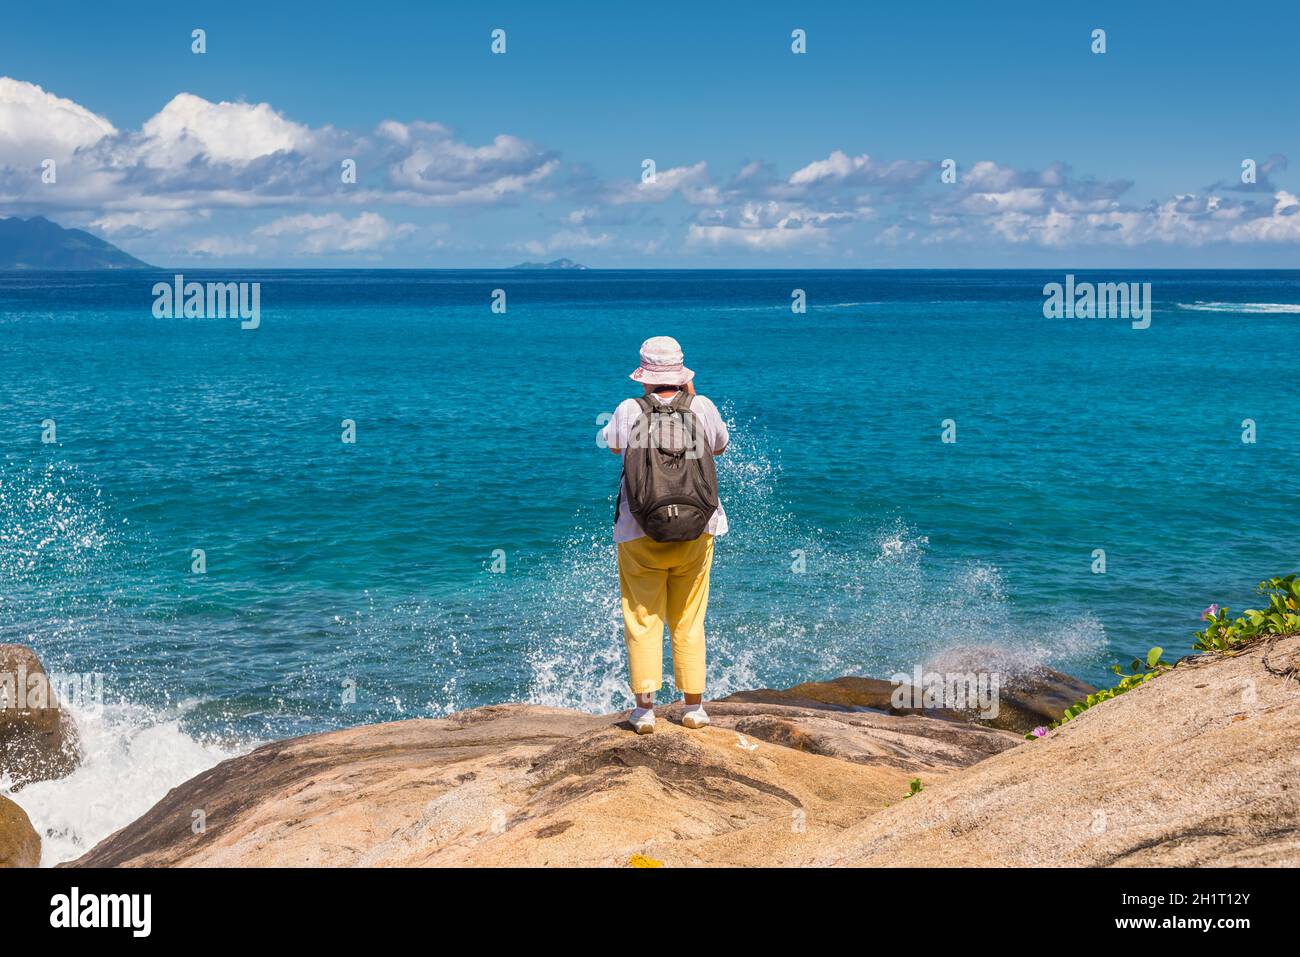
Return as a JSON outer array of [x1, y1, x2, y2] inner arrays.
[[523, 528, 627, 713], [0, 457, 109, 590], [522, 404, 1107, 712], [3, 699, 245, 867]]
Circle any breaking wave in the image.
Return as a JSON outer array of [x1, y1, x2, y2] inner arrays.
[[1177, 301, 1300, 314], [2, 699, 246, 867]]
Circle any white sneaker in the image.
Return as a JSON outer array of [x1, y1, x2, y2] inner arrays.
[[629, 708, 656, 734], [681, 706, 709, 729]]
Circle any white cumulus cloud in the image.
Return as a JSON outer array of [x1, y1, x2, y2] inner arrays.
[[134, 93, 313, 167], [0, 77, 116, 166]]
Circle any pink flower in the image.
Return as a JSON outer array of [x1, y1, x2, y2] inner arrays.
[[1201, 604, 1219, 621], [1030, 726, 1048, 738]]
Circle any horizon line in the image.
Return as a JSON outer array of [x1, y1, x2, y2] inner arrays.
[[7, 265, 1300, 273]]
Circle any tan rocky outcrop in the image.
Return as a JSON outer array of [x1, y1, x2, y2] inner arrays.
[[0, 795, 40, 868], [803, 634, 1300, 867], [69, 700, 1016, 867], [65, 637, 1300, 868], [0, 644, 81, 789], [720, 656, 1097, 735]]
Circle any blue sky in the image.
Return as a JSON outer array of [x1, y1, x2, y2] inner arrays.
[[2, 0, 1298, 267]]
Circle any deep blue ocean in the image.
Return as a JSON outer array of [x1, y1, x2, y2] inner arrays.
[[3, 269, 1298, 747]]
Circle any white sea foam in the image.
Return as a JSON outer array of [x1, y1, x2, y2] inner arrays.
[[1176, 301, 1300, 314], [717, 301, 885, 312], [2, 699, 247, 867]]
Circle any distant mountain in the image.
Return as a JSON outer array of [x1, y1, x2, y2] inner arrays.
[[509, 257, 590, 270], [0, 215, 152, 269]]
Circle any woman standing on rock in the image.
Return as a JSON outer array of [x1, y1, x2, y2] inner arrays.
[[602, 336, 729, 734]]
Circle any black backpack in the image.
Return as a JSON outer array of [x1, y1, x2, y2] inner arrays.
[[616, 391, 719, 542]]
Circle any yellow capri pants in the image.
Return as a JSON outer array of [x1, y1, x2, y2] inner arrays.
[[617, 533, 714, 696]]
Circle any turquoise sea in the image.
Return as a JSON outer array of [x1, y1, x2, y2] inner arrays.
[[2, 268, 1298, 751]]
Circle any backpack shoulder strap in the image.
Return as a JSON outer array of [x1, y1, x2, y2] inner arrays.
[[668, 390, 694, 412], [633, 394, 655, 414]]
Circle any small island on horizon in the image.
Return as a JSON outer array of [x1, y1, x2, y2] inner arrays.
[[508, 257, 590, 270]]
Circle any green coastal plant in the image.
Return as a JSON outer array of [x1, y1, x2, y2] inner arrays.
[[1025, 646, 1168, 740], [1193, 575, 1300, 652], [903, 778, 923, 799], [1028, 574, 1300, 742]]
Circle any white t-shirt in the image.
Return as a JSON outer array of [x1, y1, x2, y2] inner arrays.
[[603, 392, 730, 543]]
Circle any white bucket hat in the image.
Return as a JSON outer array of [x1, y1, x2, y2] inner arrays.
[[629, 335, 694, 386]]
